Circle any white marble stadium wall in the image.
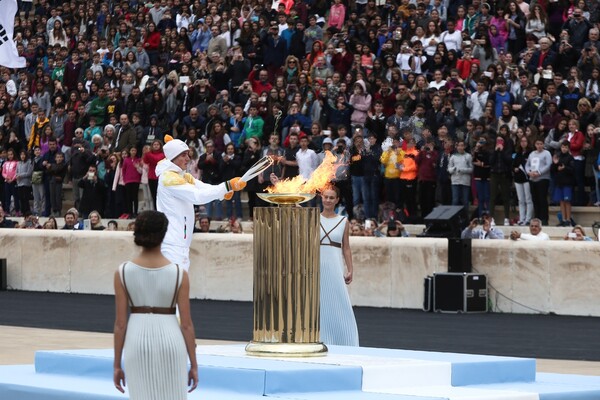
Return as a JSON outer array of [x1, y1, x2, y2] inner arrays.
[[0, 230, 598, 316]]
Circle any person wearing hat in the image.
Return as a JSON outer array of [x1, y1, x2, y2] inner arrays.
[[155, 135, 246, 271]]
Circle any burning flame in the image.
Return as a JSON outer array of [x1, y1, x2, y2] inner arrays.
[[267, 151, 339, 194]]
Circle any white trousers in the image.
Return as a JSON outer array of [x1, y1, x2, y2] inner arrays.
[[161, 244, 190, 272]]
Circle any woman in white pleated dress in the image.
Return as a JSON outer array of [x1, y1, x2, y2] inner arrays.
[[113, 211, 198, 399], [319, 186, 359, 346]]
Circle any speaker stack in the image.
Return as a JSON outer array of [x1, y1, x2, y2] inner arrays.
[[0, 259, 6, 291]]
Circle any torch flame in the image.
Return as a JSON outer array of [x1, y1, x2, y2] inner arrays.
[[267, 151, 339, 194]]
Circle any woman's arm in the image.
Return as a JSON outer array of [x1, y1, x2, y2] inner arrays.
[[113, 269, 128, 393], [177, 271, 198, 393], [341, 221, 353, 284]]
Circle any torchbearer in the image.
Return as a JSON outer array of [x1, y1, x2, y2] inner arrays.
[[155, 135, 246, 271]]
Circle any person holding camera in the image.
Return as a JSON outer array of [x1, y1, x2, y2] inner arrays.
[[375, 216, 409, 237], [462, 216, 505, 239], [77, 164, 107, 218]]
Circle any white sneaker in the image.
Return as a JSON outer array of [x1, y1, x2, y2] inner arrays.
[[595, 202, 600, 206], [504, 218, 510, 226]]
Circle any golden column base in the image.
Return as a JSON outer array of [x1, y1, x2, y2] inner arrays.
[[246, 205, 327, 357], [245, 342, 328, 357]]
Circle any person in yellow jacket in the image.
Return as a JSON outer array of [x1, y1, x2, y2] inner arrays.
[[379, 137, 404, 212], [399, 138, 419, 220], [28, 108, 50, 151]]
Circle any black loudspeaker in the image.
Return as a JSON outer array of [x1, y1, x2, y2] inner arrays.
[[423, 276, 433, 312], [433, 273, 487, 313], [448, 238, 472, 273], [419, 206, 467, 238], [0, 259, 6, 291]]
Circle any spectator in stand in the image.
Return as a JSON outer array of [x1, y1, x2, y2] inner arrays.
[[551, 140, 576, 226], [78, 165, 106, 218], [489, 136, 513, 226], [416, 138, 439, 219], [563, 118, 586, 206], [448, 140, 473, 214], [2, 149, 19, 216], [219, 143, 243, 220], [399, 138, 419, 221], [461, 216, 505, 239], [122, 147, 143, 218], [16, 150, 33, 216], [510, 218, 549, 240], [142, 140, 165, 208], [472, 137, 491, 218], [380, 137, 404, 213], [513, 136, 534, 226], [564, 224, 594, 241]]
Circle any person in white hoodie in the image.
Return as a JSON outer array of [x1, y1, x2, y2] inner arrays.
[[155, 135, 245, 271]]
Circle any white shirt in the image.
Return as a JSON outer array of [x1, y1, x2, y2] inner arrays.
[[429, 80, 447, 90], [296, 148, 319, 180], [467, 91, 489, 120], [441, 30, 462, 52], [520, 232, 550, 241]]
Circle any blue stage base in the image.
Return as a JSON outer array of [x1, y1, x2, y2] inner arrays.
[[1, 345, 600, 400]]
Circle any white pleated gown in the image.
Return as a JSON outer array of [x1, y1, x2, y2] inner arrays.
[[120, 262, 188, 400], [319, 215, 360, 346]]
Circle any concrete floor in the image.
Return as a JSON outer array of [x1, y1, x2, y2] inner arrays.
[[1, 326, 599, 376]]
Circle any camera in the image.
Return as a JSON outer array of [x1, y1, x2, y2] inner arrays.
[[336, 144, 344, 154], [387, 217, 397, 231]]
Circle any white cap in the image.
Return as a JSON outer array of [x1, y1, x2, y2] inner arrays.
[[322, 137, 333, 145], [163, 135, 189, 161]]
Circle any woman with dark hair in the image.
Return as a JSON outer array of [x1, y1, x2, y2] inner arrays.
[[114, 210, 198, 399], [505, 0, 526, 55], [472, 34, 499, 71], [513, 135, 534, 225], [319, 185, 359, 346]]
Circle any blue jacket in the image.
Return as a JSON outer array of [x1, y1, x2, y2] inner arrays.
[[191, 29, 211, 53]]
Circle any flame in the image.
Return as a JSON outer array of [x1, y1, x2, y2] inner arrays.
[[267, 151, 339, 194]]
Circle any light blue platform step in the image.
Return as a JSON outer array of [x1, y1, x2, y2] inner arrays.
[[1, 345, 599, 400]]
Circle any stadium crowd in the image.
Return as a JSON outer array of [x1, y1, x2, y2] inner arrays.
[[1, 0, 600, 231]]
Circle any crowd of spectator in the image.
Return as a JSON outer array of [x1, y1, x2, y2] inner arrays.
[[1, 0, 600, 230]]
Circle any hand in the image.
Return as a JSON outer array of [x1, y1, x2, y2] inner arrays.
[[228, 177, 247, 191], [510, 231, 520, 240], [269, 173, 279, 185], [114, 367, 126, 393], [344, 270, 353, 284], [469, 218, 478, 229], [188, 367, 198, 393]]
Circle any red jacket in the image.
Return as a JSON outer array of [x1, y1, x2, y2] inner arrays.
[[456, 58, 480, 80], [248, 69, 273, 94], [143, 150, 165, 180], [567, 131, 585, 158], [144, 31, 161, 51], [416, 148, 439, 182]]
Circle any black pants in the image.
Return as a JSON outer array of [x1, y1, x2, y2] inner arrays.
[[419, 180, 437, 219], [247, 190, 258, 219], [149, 179, 158, 208], [530, 179, 549, 225], [400, 179, 417, 218], [17, 186, 31, 215], [125, 182, 140, 216]]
